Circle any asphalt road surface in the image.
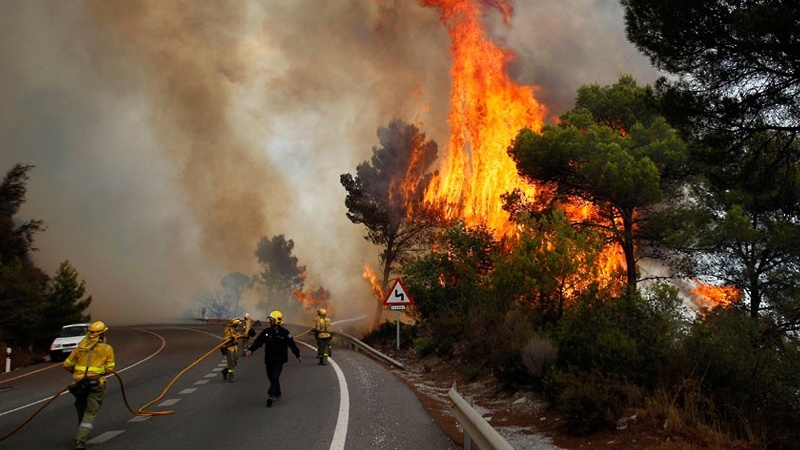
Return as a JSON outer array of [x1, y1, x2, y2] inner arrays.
[[0, 324, 455, 450]]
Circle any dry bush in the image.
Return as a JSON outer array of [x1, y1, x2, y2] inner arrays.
[[520, 333, 558, 380], [646, 383, 761, 450]]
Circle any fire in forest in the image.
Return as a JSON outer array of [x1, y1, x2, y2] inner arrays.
[[420, 0, 546, 238], [292, 287, 333, 315], [374, 0, 735, 311], [691, 282, 740, 310]]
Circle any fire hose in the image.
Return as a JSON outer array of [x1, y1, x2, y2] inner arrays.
[[0, 335, 242, 442]]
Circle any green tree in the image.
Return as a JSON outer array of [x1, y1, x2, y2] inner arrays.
[[490, 210, 610, 327], [621, 0, 800, 151], [622, 1, 800, 331], [39, 261, 92, 346], [508, 76, 689, 295], [0, 164, 48, 348], [0, 164, 44, 264], [254, 234, 305, 315], [341, 119, 439, 328], [402, 222, 497, 356]]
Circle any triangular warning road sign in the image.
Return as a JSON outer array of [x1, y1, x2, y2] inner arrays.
[[383, 278, 414, 305]]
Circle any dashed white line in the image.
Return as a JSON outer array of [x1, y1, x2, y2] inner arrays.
[[87, 430, 125, 443]]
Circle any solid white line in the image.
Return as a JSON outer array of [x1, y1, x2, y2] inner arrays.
[[328, 358, 349, 450], [0, 328, 167, 418], [297, 341, 349, 450]]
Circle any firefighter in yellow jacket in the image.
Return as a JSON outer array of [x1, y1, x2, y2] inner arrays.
[[63, 321, 115, 450], [222, 318, 241, 382], [314, 308, 332, 365]]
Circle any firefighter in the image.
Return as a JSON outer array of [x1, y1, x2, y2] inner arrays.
[[222, 318, 241, 382], [239, 312, 255, 355], [245, 310, 301, 407], [314, 308, 332, 365], [63, 320, 115, 450]]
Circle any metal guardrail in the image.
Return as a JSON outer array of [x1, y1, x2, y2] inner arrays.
[[331, 331, 514, 449], [332, 331, 406, 371], [448, 382, 515, 450]]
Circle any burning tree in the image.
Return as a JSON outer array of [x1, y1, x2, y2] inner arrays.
[[508, 75, 690, 296], [340, 119, 439, 328]]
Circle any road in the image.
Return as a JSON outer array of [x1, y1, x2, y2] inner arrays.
[[0, 324, 455, 449]]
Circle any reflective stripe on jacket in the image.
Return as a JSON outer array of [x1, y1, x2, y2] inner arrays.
[[64, 342, 115, 382]]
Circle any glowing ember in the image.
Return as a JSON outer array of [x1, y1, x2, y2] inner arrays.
[[421, 0, 547, 238], [691, 282, 740, 309]]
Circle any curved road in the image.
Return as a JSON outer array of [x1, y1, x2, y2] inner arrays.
[[0, 324, 455, 450]]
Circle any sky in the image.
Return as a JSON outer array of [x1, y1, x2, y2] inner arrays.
[[0, 0, 659, 326]]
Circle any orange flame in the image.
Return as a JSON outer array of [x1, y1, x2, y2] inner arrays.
[[414, 0, 628, 291], [362, 265, 385, 300], [292, 287, 333, 314], [691, 282, 740, 310], [421, 0, 546, 238]]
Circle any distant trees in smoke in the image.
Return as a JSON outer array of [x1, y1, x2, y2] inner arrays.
[[0, 164, 92, 355]]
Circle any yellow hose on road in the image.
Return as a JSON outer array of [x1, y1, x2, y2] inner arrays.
[[0, 334, 243, 441]]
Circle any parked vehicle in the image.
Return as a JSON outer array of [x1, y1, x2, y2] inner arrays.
[[49, 323, 90, 362]]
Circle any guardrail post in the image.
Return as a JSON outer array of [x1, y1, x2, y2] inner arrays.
[[448, 381, 515, 450], [5, 346, 11, 373]]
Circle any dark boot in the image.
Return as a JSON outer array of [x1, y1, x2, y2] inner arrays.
[[228, 371, 235, 383], [221, 369, 228, 381]]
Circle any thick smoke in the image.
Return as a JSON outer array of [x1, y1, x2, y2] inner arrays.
[[0, 0, 656, 325]]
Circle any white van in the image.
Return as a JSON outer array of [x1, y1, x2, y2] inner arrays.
[[49, 323, 90, 362]]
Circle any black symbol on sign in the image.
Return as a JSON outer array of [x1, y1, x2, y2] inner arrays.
[[394, 289, 404, 302]]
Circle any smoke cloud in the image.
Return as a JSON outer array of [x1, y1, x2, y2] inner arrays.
[[0, 1, 658, 325]]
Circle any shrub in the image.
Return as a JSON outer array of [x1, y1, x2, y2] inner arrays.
[[550, 369, 642, 436], [520, 333, 558, 382]]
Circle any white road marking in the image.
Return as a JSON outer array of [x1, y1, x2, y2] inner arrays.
[[0, 327, 167, 418], [157, 399, 180, 407], [87, 430, 125, 443], [129, 416, 151, 422], [297, 341, 349, 450], [194, 379, 210, 385], [179, 388, 198, 394]]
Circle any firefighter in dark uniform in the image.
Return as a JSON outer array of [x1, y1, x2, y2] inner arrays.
[[245, 310, 302, 407]]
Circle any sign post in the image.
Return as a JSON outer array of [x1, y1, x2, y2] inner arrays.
[[383, 278, 414, 350]]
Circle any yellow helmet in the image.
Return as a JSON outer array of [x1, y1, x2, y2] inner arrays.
[[89, 321, 108, 334], [317, 308, 327, 317], [268, 310, 283, 325], [228, 318, 241, 327]]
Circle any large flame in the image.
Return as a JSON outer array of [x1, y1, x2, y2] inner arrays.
[[421, 0, 546, 238], [691, 282, 740, 310]]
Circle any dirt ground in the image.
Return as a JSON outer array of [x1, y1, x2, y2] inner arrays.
[[379, 348, 702, 450]]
